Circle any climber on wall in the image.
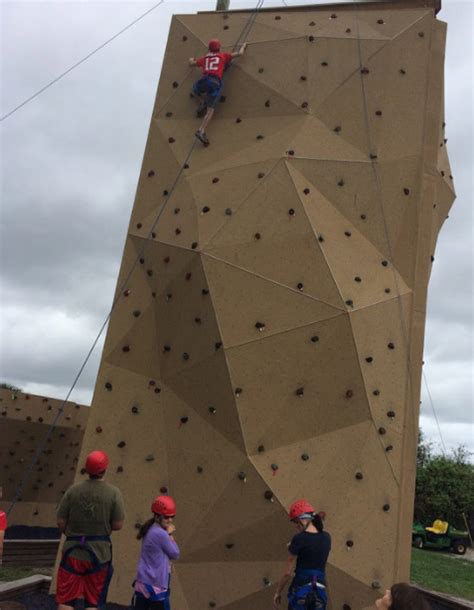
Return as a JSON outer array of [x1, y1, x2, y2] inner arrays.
[[375, 583, 432, 610], [55, 450, 125, 610], [189, 39, 247, 147], [132, 495, 180, 610], [273, 499, 331, 610], [0, 486, 6, 567]]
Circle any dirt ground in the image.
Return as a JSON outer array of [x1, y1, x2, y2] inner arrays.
[[3, 592, 127, 610]]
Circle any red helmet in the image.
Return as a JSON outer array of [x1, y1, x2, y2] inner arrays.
[[289, 499, 315, 521], [208, 39, 221, 52], [151, 495, 176, 517], [85, 450, 109, 475]]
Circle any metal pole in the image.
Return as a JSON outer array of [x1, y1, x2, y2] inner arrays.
[[216, 0, 230, 10]]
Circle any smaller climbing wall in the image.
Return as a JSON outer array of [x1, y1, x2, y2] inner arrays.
[[0, 389, 89, 528]]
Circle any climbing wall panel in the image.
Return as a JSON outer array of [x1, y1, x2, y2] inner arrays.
[[66, 2, 454, 608], [0, 389, 89, 527]]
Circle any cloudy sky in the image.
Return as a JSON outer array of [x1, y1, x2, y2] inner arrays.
[[1, 0, 472, 457]]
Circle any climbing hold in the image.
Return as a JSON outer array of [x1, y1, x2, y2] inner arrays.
[[225, 208, 232, 215], [236, 117, 242, 123], [163, 190, 169, 196], [373, 390, 380, 396], [180, 417, 189, 424], [300, 75, 307, 81], [375, 110, 382, 116], [212, 177, 219, 184], [387, 342, 395, 349], [378, 427, 386, 435], [152, 232, 156, 239], [235, 387, 242, 397], [264, 490, 274, 501], [208, 406, 217, 414], [385, 445, 393, 452], [337, 179, 345, 187], [194, 317, 201, 325], [399, 68, 406, 75], [318, 235, 324, 242], [355, 472, 363, 480], [365, 356, 373, 363], [172, 81, 178, 88], [418, 31, 425, 37], [209, 603, 216, 608], [165, 293, 172, 302], [225, 543, 234, 549], [330, 13, 337, 18], [321, 61, 328, 67], [184, 163, 189, 169], [191, 242, 198, 250], [166, 111, 173, 118], [345, 390, 354, 399], [133, 310, 141, 318], [288, 208, 295, 216], [164, 256, 170, 263], [271, 463, 279, 472], [346, 540, 354, 548], [131, 406, 139, 414], [287, 149, 295, 156], [372, 582, 381, 590], [387, 411, 396, 419], [311, 336, 319, 343], [301, 453, 309, 461], [275, 15, 281, 20], [136, 223, 143, 229], [303, 188, 310, 194], [377, 18, 385, 24], [105, 382, 113, 391], [403, 188, 410, 195], [308, 35, 315, 42], [256, 134, 264, 140], [360, 67, 370, 74], [297, 283, 304, 291], [333, 126, 341, 133], [117, 441, 126, 448], [255, 321, 266, 331], [265, 100, 271, 108], [255, 232, 262, 240], [197, 466, 203, 473], [95, 426, 103, 434], [296, 387, 304, 397], [202, 288, 210, 295], [384, 288, 391, 294], [257, 445, 265, 453], [370, 153, 378, 160], [344, 231, 352, 237], [174, 208, 180, 215], [238, 471, 247, 482], [258, 172, 265, 178], [185, 272, 192, 280], [381, 260, 388, 267], [345, 300, 354, 307], [122, 345, 130, 353], [160, 486, 168, 494], [182, 353, 190, 361], [168, 137, 175, 144], [354, 276, 362, 283], [175, 228, 181, 235], [163, 345, 171, 353], [383, 504, 390, 512], [223, 25, 229, 30], [182, 35, 187, 41], [145, 455, 155, 462], [201, 206, 210, 214], [147, 170, 155, 178], [309, 21, 315, 26], [146, 269, 153, 277], [263, 577, 271, 587], [215, 342, 223, 350], [301, 101, 308, 109]]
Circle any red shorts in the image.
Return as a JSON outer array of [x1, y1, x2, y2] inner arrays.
[[0, 511, 7, 532], [56, 556, 113, 607]]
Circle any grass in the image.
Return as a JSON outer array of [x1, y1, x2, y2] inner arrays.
[[411, 548, 474, 601], [0, 565, 53, 583]]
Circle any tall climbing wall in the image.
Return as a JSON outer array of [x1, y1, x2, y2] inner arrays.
[[70, 1, 455, 608], [0, 389, 89, 527]]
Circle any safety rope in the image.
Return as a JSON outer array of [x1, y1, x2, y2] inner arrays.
[[6, 0, 266, 518]]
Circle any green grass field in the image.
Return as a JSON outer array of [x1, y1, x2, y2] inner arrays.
[[0, 565, 52, 583], [411, 548, 474, 601]]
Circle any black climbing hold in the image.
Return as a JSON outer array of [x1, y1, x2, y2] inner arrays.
[[400, 68, 406, 75], [378, 427, 386, 435], [147, 170, 155, 177], [387, 411, 395, 418], [418, 32, 425, 37], [215, 342, 223, 351], [212, 177, 219, 184], [180, 417, 189, 424], [355, 472, 363, 480], [271, 463, 278, 471], [152, 232, 156, 238], [370, 153, 378, 160], [288, 208, 295, 216], [264, 490, 274, 500], [345, 390, 354, 398], [333, 126, 341, 133], [346, 28, 351, 33], [160, 486, 168, 493], [154, 388, 161, 394], [373, 390, 380, 396], [258, 172, 265, 178], [194, 317, 201, 324], [255, 321, 265, 331], [321, 61, 328, 67], [309, 21, 316, 26], [301, 453, 309, 461], [372, 581, 381, 590], [365, 357, 373, 363], [297, 283, 304, 291], [301, 101, 308, 109], [223, 25, 229, 30], [265, 100, 271, 108], [185, 272, 192, 280], [182, 35, 187, 41], [381, 260, 388, 267], [131, 406, 139, 414], [105, 382, 113, 391], [431, 255, 435, 262], [383, 504, 390, 511], [197, 466, 203, 473], [165, 293, 172, 302], [238, 471, 246, 481], [220, 95, 226, 102], [303, 188, 310, 194], [403, 188, 410, 195], [225, 543, 234, 549], [209, 603, 216, 608], [174, 208, 180, 215], [166, 111, 173, 117], [146, 269, 153, 277], [360, 67, 369, 74], [258, 445, 265, 453], [384, 288, 391, 294], [202, 206, 210, 214], [296, 387, 304, 397], [191, 242, 198, 250], [139, 258, 145, 264], [182, 353, 190, 361], [330, 13, 337, 18], [309, 35, 315, 42], [236, 117, 242, 123], [136, 223, 142, 229], [344, 231, 352, 237], [338, 179, 345, 187], [377, 19, 385, 24], [275, 15, 281, 20], [225, 208, 232, 215], [311, 336, 319, 343], [164, 256, 170, 263], [318, 235, 324, 242], [256, 134, 264, 140], [354, 276, 362, 283], [300, 75, 307, 81], [375, 110, 382, 117], [163, 345, 171, 353], [133, 310, 141, 318], [175, 228, 181, 235], [202, 288, 209, 295], [96, 426, 103, 433], [385, 445, 393, 452], [346, 540, 354, 547], [208, 406, 217, 414], [235, 387, 242, 397], [343, 604, 352, 610], [168, 137, 175, 144], [263, 577, 271, 586], [345, 300, 354, 307], [117, 441, 126, 448], [145, 455, 155, 462], [387, 342, 395, 349], [172, 81, 178, 88]]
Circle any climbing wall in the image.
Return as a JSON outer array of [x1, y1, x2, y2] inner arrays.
[[69, 1, 455, 608], [0, 389, 89, 528]]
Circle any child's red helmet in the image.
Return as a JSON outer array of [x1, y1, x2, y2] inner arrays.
[[208, 39, 221, 52], [289, 499, 315, 521], [151, 495, 176, 517], [85, 450, 109, 475]]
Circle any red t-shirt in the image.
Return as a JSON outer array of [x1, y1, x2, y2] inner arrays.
[[196, 52, 233, 80], [0, 511, 7, 532]]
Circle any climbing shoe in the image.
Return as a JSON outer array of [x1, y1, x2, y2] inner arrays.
[[195, 131, 210, 147]]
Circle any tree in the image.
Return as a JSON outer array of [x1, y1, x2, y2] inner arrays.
[[0, 382, 21, 392], [415, 431, 474, 530]]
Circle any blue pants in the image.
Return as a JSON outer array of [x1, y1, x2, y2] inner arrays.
[[288, 569, 327, 610], [192, 76, 223, 107]]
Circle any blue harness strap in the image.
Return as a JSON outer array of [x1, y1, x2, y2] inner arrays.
[[288, 569, 327, 610], [60, 535, 111, 575]]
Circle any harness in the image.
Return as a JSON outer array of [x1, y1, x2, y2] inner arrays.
[[288, 569, 327, 610], [61, 535, 111, 575]]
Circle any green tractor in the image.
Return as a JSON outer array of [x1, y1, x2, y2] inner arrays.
[[412, 519, 470, 555]]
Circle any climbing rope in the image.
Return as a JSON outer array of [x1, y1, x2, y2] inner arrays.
[[6, 0, 266, 518]]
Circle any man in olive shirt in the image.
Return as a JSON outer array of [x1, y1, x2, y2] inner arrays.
[[56, 450, 125, 610]]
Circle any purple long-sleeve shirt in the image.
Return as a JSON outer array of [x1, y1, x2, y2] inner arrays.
[[136, 524, 180, 590]]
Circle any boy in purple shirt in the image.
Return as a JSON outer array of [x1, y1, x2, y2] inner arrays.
[[133, 495, 180, 610]]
